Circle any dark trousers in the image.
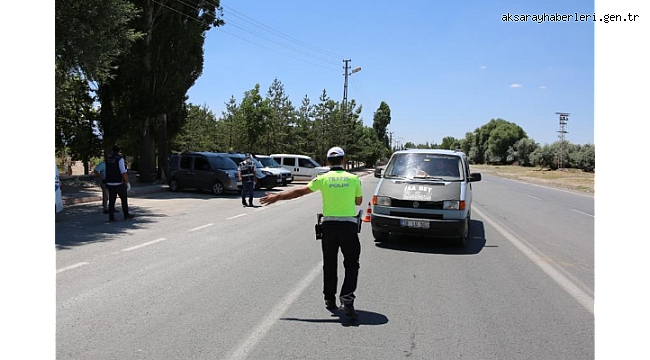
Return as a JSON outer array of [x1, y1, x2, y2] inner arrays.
[[321, 222, 360, 304], [100, 182, 109, 210], [241, 181, 254, 204], [107, 183, 129, 220]]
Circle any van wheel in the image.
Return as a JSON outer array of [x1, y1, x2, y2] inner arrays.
[[254, 182, 261, 191], [372, 230, 389, 242], [169, 179, 179, 192], [456, 216, 470, 247], [211, 181, 224, 195]]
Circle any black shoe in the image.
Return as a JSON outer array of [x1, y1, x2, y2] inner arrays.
[[325, 299, 337, 310], [339, 303, 358, 319], [124, 214, 135, 220], [109, 218, 117, 222], [248, 202, 254, 207], [242, 201, 247, 207], [103, 209, 109, 214]]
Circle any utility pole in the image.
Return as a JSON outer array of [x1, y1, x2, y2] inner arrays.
[[342, 61, 361, 125], [556, 112, 570, 170]]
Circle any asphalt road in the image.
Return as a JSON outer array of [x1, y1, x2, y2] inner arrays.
[[55, 174, 594, 360]]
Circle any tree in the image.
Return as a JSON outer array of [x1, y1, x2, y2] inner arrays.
[[239, 84, 270, 153], [440, 136, 459, 150], [529, 143, 556, 169], [170, 104, 219, 152], [508, 138, 539, 166], [55, 0, 141, 82], [481, 119, 528, 164], [101, 0, 224, 182], [265, 79, 294, 154], [372, 101, 391, 150], [55, 73, 102, 174]]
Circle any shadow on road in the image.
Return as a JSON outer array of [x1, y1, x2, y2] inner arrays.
[[373, 220, 487, 255], [281, 308, 388, 327]]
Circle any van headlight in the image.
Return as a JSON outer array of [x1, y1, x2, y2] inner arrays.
[[261, 170, 272, 176], [443, 200, 460, 210], [375, 196, 391, 206]]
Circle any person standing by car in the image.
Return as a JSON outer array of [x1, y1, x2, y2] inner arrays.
[[105, 145, 134, 222], [238, 153, 257, 207], [259, 147, 363, 319]]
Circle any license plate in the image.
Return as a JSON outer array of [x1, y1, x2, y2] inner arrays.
[[400, 220, 430, 229]]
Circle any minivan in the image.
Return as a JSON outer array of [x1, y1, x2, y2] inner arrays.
[[168, 152, 241, 195], [270, 154, 329, 181], [371, 149, 481, 247]]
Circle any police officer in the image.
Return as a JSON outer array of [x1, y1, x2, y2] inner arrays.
[[238, 153, 257, 207], [105, 145, 134, 222], [260, 147, 363, 318]]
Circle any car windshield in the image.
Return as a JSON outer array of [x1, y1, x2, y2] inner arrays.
[[385, 153, 463, 180], [258, 157, 281, 168]]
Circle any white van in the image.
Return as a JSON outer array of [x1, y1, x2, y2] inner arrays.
[[270, 154, 329, 181], [371, 149, 482, 247]]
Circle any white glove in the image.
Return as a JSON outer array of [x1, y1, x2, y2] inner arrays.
[[126, 183, 131, 191]]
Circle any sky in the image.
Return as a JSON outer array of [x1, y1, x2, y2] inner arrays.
[[2, 0, 648, 358], [187, 0, 597, 147]]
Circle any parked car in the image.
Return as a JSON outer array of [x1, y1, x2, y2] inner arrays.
[[371, 149, 482, 247], [270, 154, 329, 181], [255, 155, 293, 186], [225, 153, 277, 190], [167, 152, 240, 195]]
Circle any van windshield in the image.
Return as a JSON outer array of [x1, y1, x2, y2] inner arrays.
[[385, 153, 463, 180]]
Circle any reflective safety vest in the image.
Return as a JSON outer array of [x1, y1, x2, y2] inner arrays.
[[239, 160, 255, 182]]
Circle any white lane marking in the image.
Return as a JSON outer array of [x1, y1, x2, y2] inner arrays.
[[223, 261, 323, 360], [473, 206, 594, 314], [121, 238, 167, 252], [524, 194, 541, 200], [572, 209, 594, 218], [189, 223, 213, 232], [227, 214, 248, 220], [56, 262, 89, 274]]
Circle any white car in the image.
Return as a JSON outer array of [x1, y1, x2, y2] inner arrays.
[[255, 155, 293, 186]]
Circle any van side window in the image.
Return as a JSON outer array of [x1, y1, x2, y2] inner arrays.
[[284, 157, 296, 167], [194, 157, 210, 171], [180, 156, 192, 170], [298, 158, 315, 168]]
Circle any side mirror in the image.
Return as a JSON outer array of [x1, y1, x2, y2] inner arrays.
[[469, 173, 482, 182], [374, 167, 383, 178]]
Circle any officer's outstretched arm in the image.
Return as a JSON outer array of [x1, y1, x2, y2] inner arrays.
[[260, 186, 313, 206]]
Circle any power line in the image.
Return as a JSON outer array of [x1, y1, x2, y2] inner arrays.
[[219, 4, 346, 60]]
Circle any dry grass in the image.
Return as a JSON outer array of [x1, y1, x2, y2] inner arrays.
[[469, 164, 594, 194]]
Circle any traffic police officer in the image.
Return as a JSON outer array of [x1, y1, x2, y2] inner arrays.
[[105, 145, 134, 222], [259, 147, 363, 318], [238, 153, 257, 207]]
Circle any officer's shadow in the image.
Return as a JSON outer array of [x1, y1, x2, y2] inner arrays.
[[281, 308, 388, 327]]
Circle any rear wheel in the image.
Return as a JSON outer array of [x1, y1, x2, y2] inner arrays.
[[169, 179, 179, 192], [211, 181, 224, 195], [372, 230, 389, 242]]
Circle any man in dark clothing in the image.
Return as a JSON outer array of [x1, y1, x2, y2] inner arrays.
[[238, 153, 257, 207], [105, 145, 134, 222]]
